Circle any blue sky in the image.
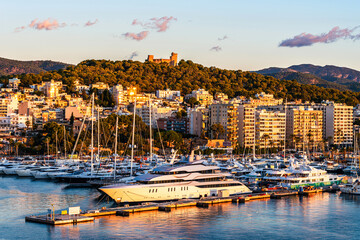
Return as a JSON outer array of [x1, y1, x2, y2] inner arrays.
[[2, 0, 360, 71]]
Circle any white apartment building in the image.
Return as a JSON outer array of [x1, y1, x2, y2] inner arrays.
[[313, 101, 353, 146], [139, 104, 175, 127], [112, 84, 124, 105], [156, 89, 181, 100]]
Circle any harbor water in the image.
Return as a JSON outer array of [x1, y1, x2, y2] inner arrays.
[[1, 175, 360, 240]]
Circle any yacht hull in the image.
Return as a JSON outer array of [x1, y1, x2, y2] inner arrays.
[[100, 183, 251, 204]]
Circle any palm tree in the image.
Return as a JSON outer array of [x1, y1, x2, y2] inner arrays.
[[261, 134, 270, 157]]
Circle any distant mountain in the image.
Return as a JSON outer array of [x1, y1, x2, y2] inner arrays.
[[256, 64, 360, 92], [0, 57, 71, 76]]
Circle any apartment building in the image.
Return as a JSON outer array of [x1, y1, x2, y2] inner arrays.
[[286, 106, 323, 149], [209, 103, 239, 147]]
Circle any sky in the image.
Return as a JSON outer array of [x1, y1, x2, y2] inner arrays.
[[2, 0, 360, 71]]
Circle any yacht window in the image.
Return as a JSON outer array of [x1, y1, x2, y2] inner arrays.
[[149, 189, 151, 193], [156, 189, 158, 192]]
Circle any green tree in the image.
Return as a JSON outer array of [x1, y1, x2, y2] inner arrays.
[[210, 124, 225, 139]]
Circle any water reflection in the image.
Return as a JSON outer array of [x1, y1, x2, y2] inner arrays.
[[2, 176, 360, 240]]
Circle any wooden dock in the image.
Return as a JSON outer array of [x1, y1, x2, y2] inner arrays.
[[25, 189, 329, 225], [270, 191, 298, 199], [25, 215, 94, 225]]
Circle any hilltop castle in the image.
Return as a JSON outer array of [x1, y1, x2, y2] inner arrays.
[[146, 52, 178, 66]]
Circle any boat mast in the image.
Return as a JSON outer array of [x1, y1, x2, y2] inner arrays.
[[130, 88, 136, 177], [114, 114, 118, 180], [149, 96, 153, 162], [63, 125, 66, 159], [97, 106, 100, 159], [91, 93, 94, 176], [253, 107, 256, 161], [284, 98, 287, 162], [55, 130, 58, 160]]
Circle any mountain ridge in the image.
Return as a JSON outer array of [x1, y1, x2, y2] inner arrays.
[[256, 64, 360, 92], [0, 57, 71, 76]]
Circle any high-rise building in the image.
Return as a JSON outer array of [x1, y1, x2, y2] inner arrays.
[[238, 104, 256, 148], [255, 109, 286, 149], [209, 103, 239, 147], [313, 101, 353, 146], [286, 106, 323, 150]]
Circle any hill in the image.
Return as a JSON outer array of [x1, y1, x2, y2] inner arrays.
[[256, 64, 360, 92], [0, 57, 71, 76], [6, 59, 360, 106]]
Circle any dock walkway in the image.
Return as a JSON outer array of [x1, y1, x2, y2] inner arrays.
[[25, 188, 336, 225]]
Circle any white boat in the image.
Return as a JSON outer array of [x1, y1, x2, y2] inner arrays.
[[279, 165, 343, 189], [340, 178, 360, 195], [99, 161, 251, 203]]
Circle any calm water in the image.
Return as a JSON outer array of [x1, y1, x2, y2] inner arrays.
[[1, 176, 360, 240]]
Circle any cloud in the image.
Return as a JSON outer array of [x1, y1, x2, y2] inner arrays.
[[15, 18, 66, 32], [210, 46, 222, 52], [132, 16, 177, 32], [14, 26, 26, 32], [84, 19, 98, 27], [123, 31, 149, 41], [29, 18, 66, 30], [129, 51, 139, 60], [218, 35, 228, 41], [279, 26, 360, 47]]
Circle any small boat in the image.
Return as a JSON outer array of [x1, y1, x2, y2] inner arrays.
[[340, 178, 360, 195]]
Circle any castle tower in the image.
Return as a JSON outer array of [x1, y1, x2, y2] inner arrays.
[[170, 52, 178, 66], [147, 55, 154, 62]]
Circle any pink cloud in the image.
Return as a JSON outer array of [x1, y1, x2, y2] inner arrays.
[[14, 26, 26, 32], [132, 16, 177, 32], [279, 26, 360, 47], [29, 18, 66, 30], [15, 18, 66, 32], [84, 19, 98, 27], [123, 31, 149, 41]]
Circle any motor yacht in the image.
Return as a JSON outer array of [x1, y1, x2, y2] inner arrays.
[[99, 161, 251, 204]]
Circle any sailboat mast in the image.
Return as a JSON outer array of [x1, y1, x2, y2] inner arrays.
[[284, 99, 287, 162], [253, 107, 256, 160], [97, 107, 100, 158], [55, 131, 58, 160], [91, 93, 94, 176], [114, 115, 118, 180], [63, 125, 66, 159], [130, 88, 136, 177], [149, 96, 153, 162]]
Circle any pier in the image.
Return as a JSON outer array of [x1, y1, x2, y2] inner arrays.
[[25, 188, 337, 225]]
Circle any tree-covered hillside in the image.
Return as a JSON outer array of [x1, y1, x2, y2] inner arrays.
[[8, 59, 360, 106], [0, 57, 71, 76]]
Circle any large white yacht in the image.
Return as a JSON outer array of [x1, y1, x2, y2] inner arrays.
[[99, 161, 251, 203], [262, 164, 343, 189]]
